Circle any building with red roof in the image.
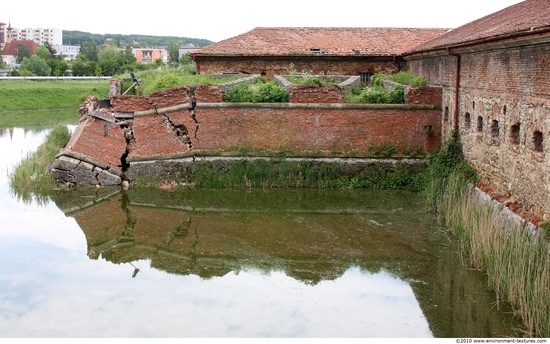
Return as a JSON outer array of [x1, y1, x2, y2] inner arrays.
[[1, 39, 40, 66], [191, 27, 448, 80]]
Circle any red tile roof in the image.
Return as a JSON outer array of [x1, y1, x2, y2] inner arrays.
[[194, 27, 448, 57], [410, 0, 550, 52], [2, 40, 40, 56]]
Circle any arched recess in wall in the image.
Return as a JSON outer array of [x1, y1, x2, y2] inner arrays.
[[510, 123, 520, 145], [491, 120, 500, 145], [477, 116, 484, 133], [444, 107, 449, 122], [465, 112, 471, 129], [533, 131, 544, 152]]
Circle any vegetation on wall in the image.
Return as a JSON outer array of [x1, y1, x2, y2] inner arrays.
[[345, 71, 427, 104], [116, 66, 241, 96], [225, 78, 289, 103]]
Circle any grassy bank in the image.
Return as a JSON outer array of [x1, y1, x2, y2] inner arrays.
[[0, 109, 78, 129], [0, 80, 110, 111], [10, 125, 71, 203], [425, 132, 549, 337]]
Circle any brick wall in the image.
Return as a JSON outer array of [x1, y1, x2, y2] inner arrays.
[[189, 104, 440, 155], [196, 57, 402, 80], [289, 85, 344, 103], [407, 43, 550, 221]]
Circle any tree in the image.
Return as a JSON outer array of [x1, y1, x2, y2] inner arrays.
[[98, 45, 127, 76], [35, 46, 52, 60], [124, 45, 136, 64], [79, 42, 98, 62], [16, 44, 31, 64], [21, 55, 52, 76], [48, 58, 69, 76], [43, 41, 57, 56], [167, 42, 180, 64]]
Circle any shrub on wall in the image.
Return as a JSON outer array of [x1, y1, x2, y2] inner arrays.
[[225, 78, 289, 103], [360, 84, 404, 104]]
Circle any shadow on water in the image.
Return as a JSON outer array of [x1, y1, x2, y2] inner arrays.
[[50, 187, 522, 337]]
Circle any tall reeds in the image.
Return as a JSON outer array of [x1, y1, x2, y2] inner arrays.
[[10, 125, 71, 203], [427, 132, 550, 337]]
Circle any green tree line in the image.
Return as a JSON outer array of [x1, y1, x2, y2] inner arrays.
[[9, 37, 201, 77], [63, 30, 213, 48]]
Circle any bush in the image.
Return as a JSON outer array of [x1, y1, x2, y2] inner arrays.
[[225, 79, 288, 103], [360, 84, 404, 104]]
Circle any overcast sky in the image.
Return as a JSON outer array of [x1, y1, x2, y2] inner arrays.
[[3, 0, 524, 42]]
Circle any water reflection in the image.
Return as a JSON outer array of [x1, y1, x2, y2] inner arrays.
[[48, 187, 521, 337], [0, 127, 522, 337]]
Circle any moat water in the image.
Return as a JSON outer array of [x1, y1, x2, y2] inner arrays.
[[0, 126, 523, 338]]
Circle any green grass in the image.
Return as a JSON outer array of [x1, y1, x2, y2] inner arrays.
[[0, 109, 78, 130], [134, 158, 426, 192], [10, 125, 71, 204], [117, 66, 242, 96], [0, 80, 110, 111]]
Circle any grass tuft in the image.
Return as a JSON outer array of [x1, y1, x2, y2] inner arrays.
[[9, 125, 71, 204]]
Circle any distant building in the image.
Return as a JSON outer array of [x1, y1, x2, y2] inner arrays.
[[4, 26, 62, 46], [1, 39, 40, 66], [178, 43, 197, 60], [0, 22, 5, 50], [133, 47, 169, 64], [54, 44, 80, 60]]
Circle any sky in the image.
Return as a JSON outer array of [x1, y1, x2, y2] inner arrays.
[[3, 0, 525, 43]]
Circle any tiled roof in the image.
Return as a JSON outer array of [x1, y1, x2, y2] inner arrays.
[[2, 40, 40, 56], [194, 27, 448, 57], [410, 0, 550, 52]]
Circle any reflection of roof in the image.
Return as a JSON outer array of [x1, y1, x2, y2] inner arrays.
[[409, 0, 550, 52], [193, 27, 448, 57], [2, 40, 40, 56]]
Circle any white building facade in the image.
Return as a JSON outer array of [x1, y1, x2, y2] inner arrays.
[[5, 27, 62, 46]]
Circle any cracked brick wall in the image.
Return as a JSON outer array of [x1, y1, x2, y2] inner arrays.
[[51, 81, 441, 189]]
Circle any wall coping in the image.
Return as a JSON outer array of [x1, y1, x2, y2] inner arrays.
[[196, 102, 441, 110]]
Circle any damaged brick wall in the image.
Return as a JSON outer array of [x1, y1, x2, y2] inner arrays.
[[52, 81, 440, 189]]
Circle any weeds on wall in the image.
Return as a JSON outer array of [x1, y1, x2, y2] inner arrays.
[[345, 71, 427, 104], [225, 78, 289, 103]]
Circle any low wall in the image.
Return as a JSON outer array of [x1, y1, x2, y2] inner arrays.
[[50, 82, 442, 188]]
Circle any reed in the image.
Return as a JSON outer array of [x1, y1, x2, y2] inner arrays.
[[438, 170, 550, 337], [10, 125, 71, 203]]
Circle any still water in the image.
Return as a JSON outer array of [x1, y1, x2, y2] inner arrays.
[[0, 127, 522, 338]]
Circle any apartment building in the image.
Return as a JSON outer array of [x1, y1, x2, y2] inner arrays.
[[5, 26, 62, 46], [0, 22, 5, 50]]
